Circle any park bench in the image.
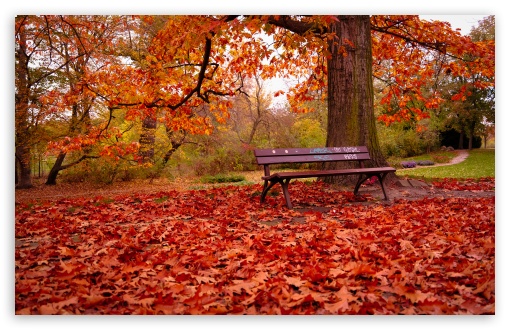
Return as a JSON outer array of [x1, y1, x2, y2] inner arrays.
[[254, 146, 396, 209]]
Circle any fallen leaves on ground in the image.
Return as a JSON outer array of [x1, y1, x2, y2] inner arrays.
[[432, 177, 495, 191], [15, 181, 495, 315]]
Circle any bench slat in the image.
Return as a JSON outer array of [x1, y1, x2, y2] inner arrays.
[[263, 167, 396, 180], [256, 153, 370, 165], [254, 146, 368, 157]]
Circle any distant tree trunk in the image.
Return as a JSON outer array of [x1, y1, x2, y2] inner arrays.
[[162, 128, 186, 165], [45, 103, 78, 186], [46, 152, 66, 185], [147, 128, 186, 183], [45, 152, 99, 185], [468, 120, 476, 150], [458, 131, 464, 150], [139, 116, 157, 164], [323, 15, 391, 184]]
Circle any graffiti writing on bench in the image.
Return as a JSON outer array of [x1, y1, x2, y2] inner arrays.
[[310, 148, 332, 154], [344, 154, 358, 160], [310, 147, 361, 154], [333, 147, 360, 153], [313, 155, 332, 161]]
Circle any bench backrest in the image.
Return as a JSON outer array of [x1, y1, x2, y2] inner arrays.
[[254, 146, 370, 165]]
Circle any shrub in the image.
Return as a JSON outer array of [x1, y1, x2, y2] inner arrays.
[[432, 155, 450, 164], [417, 160, 435, 166], [401, 161, 417, 168], [441, 146, 455, 152], [200, 174, 246, 184], [378, 125, 434, 158], [387, 157, 404, 169], [190, 145, 256, 176]]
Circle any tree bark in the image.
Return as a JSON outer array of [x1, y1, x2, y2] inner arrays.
[[15, 146, 33, 189], [139, 116, 157, 164], [323, 15, 391, 184], [15, 160, 19, 185], [162, 128, 186, 165], [15, 18, 33, 189], [468, 120, 476, 150], [458, 131, 464, 150], [46, 152, 67, 185]]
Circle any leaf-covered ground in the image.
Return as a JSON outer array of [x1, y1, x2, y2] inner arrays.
[[15, 180, 495, 314]]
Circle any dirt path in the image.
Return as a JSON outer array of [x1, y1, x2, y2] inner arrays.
[[398, 149, 469, 172], [446, 149, 469, 165]]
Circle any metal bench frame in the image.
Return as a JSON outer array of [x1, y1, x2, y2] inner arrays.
[[254, 146, 396, 209]]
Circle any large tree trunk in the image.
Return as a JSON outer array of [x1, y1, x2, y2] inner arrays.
[[323, 15, 390, 184], [15, 146, 32, 189]]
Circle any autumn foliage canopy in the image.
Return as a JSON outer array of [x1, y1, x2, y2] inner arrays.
[[16, 15, 495, 160]]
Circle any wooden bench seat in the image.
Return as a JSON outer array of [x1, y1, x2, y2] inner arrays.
[[254, 146, 396, 209]]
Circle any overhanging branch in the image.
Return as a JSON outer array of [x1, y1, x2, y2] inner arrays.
[[59, 154, 100, 170]]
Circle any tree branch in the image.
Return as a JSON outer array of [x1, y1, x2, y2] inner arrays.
[[264, 15, 325, 36], [370, 21, 467, 61], [59, 155, 100, 170]]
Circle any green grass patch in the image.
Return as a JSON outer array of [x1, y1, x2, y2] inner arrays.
[[412, 150, 456, 162], [93, 197, 115, 206], [154, 196, 169, 203], [388, 150, 457, 168], [189, 185, 208, 190], [397, 149, 495, 180], [200, 174, 247, 184], [67, 206, 78, 213]]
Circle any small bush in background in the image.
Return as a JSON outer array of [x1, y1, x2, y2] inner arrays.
[[200, 174, 246, 184], [417, 160, 435, 166], [440, 146, 455, 152], [401, 161, 417, 168], [432, 155, 450, 163]]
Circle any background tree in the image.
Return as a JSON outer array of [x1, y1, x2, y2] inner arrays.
[[15, 16, 34, 188], [230, 76, 273, 146], [426, 16, 495, 150], [15, 16, 95, 188], [462, 15, 495, 149], [114, 15, 170, 164], [39, 16, 131, 185]]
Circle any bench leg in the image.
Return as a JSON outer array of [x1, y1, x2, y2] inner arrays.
[[378, 173, 390, 200], [354, 173, 391, 200], [260, 178, 293, 209], [354, 174, 368, 196], [261, 179, 279, 203], [281, 178, 293, 209]]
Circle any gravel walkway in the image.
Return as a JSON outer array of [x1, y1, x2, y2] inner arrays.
[[440, 149, 469, 166], [399, 149, 469, 171]]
